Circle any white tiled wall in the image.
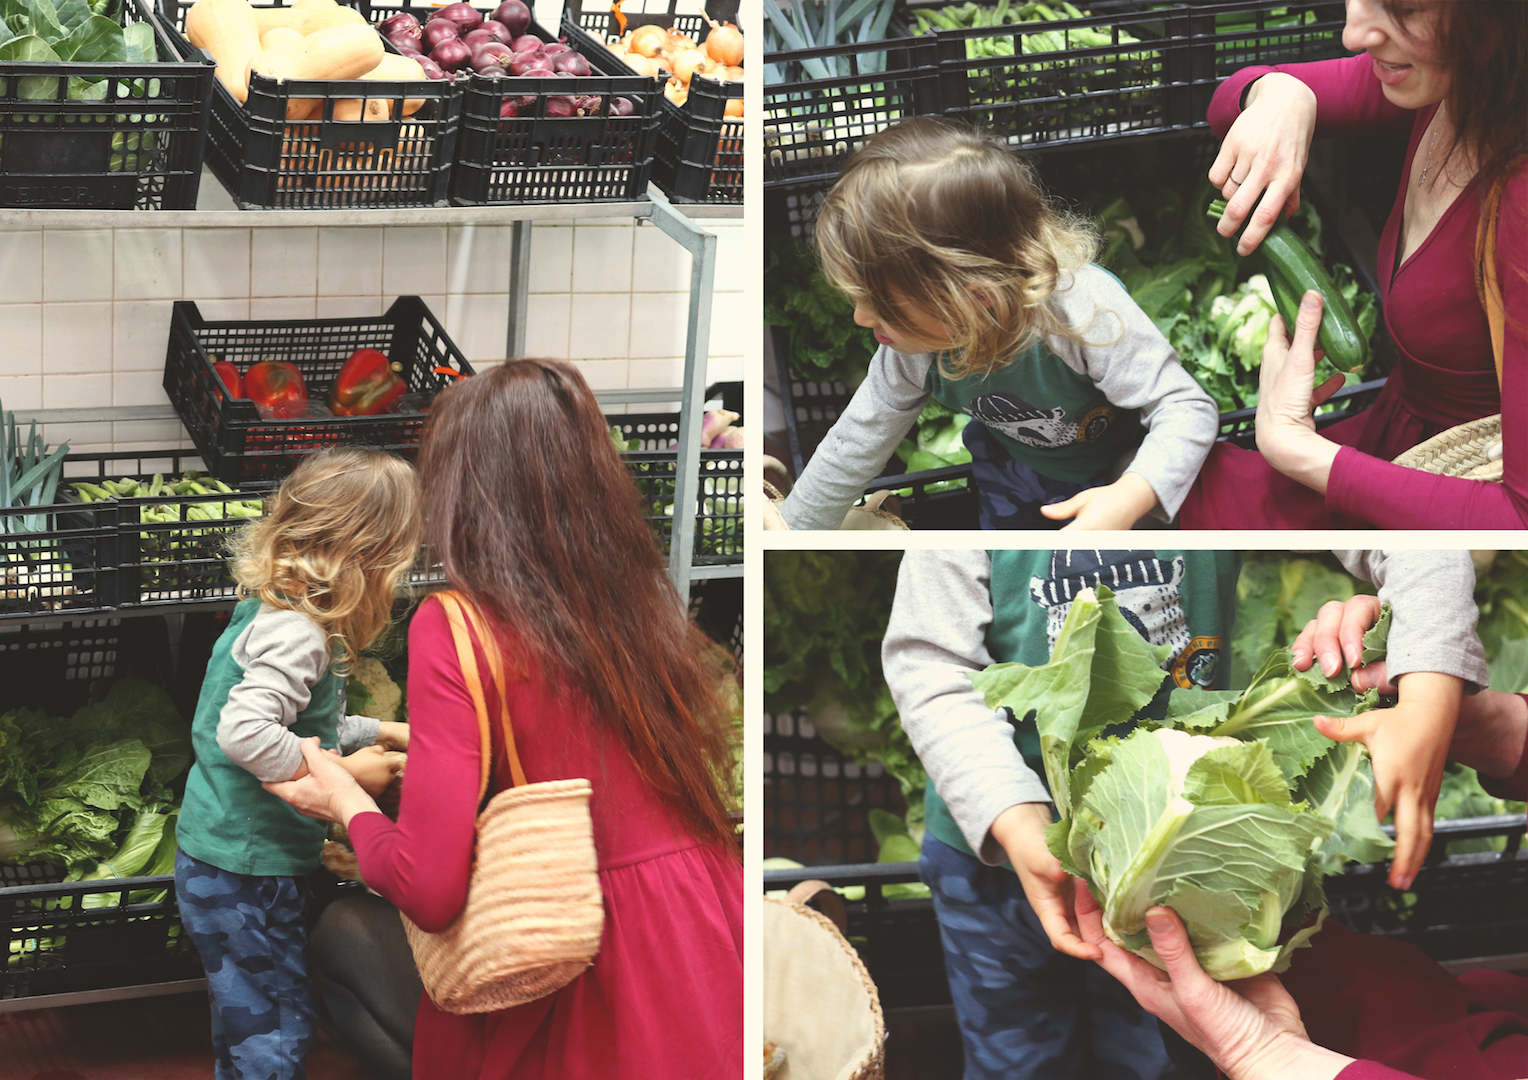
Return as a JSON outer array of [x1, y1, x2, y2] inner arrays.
[[0, 217, 743, 452]]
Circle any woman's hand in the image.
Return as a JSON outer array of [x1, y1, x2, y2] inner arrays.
[[1255, 292, 1347, 494], [990, 802, 1101, 960], [1315, 672, 1462, 890], [1450, 690, 1528, 785], [1040, 473, 1158, 531], [1075, 886, 1352, 1080], [1211, 72, 1319, 255], [264, 737, 382, 826], [1291, 595, 1392, 694]]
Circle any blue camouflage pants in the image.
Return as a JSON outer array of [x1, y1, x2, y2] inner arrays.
[[175, 849, 318, 1080], [920, 833, 1178, 1080], [963, 420, 1112, 531]]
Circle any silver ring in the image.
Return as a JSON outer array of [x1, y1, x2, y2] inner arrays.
[[1227, 176, 1245, 187]]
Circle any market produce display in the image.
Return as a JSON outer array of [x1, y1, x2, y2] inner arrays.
[[611, 408, 743, 559], [603, 14, 743, 113], [2, 405, 72, 607], [974, 585, 1392, 980]]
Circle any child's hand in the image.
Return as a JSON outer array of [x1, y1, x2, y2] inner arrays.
[[989, 802, 1101, 960], [337, 744, 406, 797], [1290, 594, 1392, 694], [1040, 473, 1157, 531], [1314, 672, 1462, 890], [376, 720, 410, 752]]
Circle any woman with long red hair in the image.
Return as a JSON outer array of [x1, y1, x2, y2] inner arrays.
[[267, 359, 742, 1079]]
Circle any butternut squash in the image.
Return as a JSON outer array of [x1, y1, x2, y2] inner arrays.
[[248, 25, 383, 120], [252, 0, 363, 37], [252, 6, 301, 34], [185, 0, 262, 103], [361, 52, 426, 117], [259, 25, 303, 50]]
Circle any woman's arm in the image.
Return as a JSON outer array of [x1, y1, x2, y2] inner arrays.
[[1207, 54, 1412, 142], [777, 346, 931, 531], [345, 598, 484, 933]]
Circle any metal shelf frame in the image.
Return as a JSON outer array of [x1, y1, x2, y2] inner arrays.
[[7, 181, 734, 602]]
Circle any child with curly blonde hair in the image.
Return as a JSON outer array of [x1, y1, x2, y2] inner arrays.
[[174, 446, 421, 1080], [778, 117, 1219, 531]]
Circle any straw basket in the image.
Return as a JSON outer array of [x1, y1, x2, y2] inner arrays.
[[402, 778, 604, 1014], [763, 884, 887, 1080], [1391, 414, 1504, 482]]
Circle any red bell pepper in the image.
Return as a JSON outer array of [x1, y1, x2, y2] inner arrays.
[[245, 361, 309, 420], [329, 348, 408, 417], [212, 360, 243, 399]]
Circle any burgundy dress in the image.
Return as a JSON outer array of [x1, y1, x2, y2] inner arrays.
[[347, 598, 744, 1080], [1177, 53, 1528, 529]]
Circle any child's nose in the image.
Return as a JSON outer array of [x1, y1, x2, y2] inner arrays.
[[852, 303, 877, 329]]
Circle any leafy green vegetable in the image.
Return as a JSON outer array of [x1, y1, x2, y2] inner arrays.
[[975, 584, 1392, 981], [765, 235, 879, 386]]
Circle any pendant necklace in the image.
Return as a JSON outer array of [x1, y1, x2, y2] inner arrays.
[[1418, 102, 1445, 187]]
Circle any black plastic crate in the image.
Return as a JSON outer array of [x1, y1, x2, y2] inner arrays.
[[564, 5, 741, 203], [0, 0, 211, 210], [764, 709, 907, 865], [611, 412, 741, 565], [0, 614, 174, 715], [1, 498, 114, 619], [0, 870, 199, 1001], [451, 31, 663, 205], [163, 297, 473, 487], [764, 35, 942, 190], [763, 861, 949, 1014], [156, 0, 461, 209], [1325, 815, 1528, 964]]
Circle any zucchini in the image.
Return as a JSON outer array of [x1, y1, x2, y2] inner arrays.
[[1208, 200, 1370, 373]]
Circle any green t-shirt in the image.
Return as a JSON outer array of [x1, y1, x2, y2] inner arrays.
[[176, 598, 342, 877], [923, 549, 1241, 863]]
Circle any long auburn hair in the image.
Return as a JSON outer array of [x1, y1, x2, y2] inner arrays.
[[229, 446, 422, 674], [814, 116, 1102, 379], [417, 360, 738, 854], [1381, 0, 1527, 198]]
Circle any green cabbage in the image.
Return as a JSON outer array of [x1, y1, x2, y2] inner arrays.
[[972, 585, 1394, 981]]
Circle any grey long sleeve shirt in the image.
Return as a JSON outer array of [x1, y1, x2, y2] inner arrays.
[[779, 265, 1219, 530], [217, 604, 380, 782]]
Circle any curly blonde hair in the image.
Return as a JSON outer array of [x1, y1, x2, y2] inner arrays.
[[815, 117, 1103, 380], [228, 447, 422, 674]]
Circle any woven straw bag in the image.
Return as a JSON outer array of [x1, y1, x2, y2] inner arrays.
[[401, 590, 604, 1015], [763, 883, 886, 1080], [1389, 161, 1516, 481]]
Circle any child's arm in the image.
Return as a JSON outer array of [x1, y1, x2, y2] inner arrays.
[[1306, 551, 1487, 889], [217, 606, 336, 783], [884, 551, 1096, 958], [1045, 265, 1220, 528], [777, 346, 932, 530]]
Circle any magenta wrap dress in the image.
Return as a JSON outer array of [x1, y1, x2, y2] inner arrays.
[[1177, 53, 1528, 529], [346, 597, 744, 1080]]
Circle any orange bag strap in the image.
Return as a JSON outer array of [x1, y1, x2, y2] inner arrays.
[[435, 591, 528, 801], [1475, 158, 1522, 389]]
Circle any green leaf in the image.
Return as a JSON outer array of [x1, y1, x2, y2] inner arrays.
[[51, 0, 87, 31], [24, 0, 63, 42], [1359, 603, 1391, 665], [1293, 742, 1394, 874], [54, 13, 122, 61], [120, 15, 151, 61]]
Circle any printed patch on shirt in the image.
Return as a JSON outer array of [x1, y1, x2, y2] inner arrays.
[[1029, 550, 1191, 670], [966, 392, 1078, 449], [1173, 636, 1222, 689], [1074, 405, 1115, 443]]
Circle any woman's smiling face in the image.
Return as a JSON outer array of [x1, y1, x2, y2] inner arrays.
[[1343, 0, 1451, 109]]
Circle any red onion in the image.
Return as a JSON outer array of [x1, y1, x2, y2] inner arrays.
[[473, 60, 508, 77], [376, 12, 420, 38], [430, 37, 473, 72], [610, 96, 634, 116], [429, 2, 483, 33], [491, 0, 529, 37], [386, 29, 422, 54], [472, 41, 512, 65], [499, 99, 522, 119], [509, 52, 550, 76], [416, 55, 447, 79], [465, 21, 512, 46], [540, 42, 571, 60], [550, 50, 590, 76], [574, 94, 601, 115], [509, 33, 541, 53], [421, 18, 460, 49], [545, 95, 575, 118]]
